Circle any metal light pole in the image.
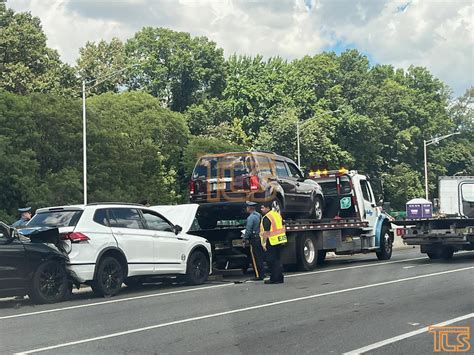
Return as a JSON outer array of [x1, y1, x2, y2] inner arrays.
[[423, 132, 460, 200], [81, 64, 140, 205], [82, 80, 87, 205], [297, 120, 301, 167], [296, 109, 339, 167]]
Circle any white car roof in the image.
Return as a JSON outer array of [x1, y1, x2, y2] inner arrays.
[[35, 204, 85, 213]]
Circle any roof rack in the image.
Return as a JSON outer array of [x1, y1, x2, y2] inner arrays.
[[87, 202, 145, 206]]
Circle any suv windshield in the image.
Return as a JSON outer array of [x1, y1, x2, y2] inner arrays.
[[193, 155, 253, 179], [28, 210, 83, 228]]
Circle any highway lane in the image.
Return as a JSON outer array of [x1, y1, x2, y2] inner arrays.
[[1, 249, 472, 354]]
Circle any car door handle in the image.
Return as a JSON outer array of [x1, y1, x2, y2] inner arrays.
[[296, 183, 300, 187]]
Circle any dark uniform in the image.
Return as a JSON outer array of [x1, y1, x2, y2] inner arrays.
[[11, 207, 32, 228], [243, 204, 265, 280]]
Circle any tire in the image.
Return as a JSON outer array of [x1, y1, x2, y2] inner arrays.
[[272, 198, 283, 215], [91, 257, 124, 297], [185, 251, 210, 285], [427, 247, 454, 260], [29, 260, 69, 304], [316, 250, 326, 265], [197, 216, 218, 230], [310, 196, 324, 220], [124, 277, 144, 289], [376, 225, 393, 260], [296, 234, 318, 271]]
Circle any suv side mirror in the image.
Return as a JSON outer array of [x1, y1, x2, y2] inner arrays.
[[174, 225, 183, 235]]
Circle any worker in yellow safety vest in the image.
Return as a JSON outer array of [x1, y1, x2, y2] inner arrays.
[[260, 201, 287, 284]]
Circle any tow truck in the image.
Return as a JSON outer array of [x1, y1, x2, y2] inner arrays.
[[189, 169, 395, 271], [394, 176, 474, 259]]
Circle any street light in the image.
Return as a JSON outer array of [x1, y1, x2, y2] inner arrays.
[[82, 64, 140, 205], [423, 132, 460, 200], [296, 109, 340, 167]]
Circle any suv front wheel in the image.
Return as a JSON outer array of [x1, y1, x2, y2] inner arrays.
[[186, 251, 210, 285], [92, 257, 124, 297]]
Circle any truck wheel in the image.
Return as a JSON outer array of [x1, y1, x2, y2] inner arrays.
[[91, 257, 124, 297], [186, 251, 210, 285], [376, 226, 392, 260], [316, 250, 326, 265], [297, 234, 318, 271], [29, 260, 69, 304], [427, 247, 454, 260]]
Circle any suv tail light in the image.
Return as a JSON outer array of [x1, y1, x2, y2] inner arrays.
[[61, 232, 90, 243], [189, 180, 195, 195], [249, 175, 259, 191]]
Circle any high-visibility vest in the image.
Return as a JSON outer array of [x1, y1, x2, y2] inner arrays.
[[260, 210, 287, 246]]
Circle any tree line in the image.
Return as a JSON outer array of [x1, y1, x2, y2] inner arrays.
[[0, 6, 472, 221]]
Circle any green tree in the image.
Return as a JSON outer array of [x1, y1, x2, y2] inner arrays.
[[0, 8, 76, 95], [76, 38, 128, 95], [125, 27, 226, 112]]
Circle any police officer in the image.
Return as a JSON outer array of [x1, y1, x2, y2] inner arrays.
[[12, 207, 32, 228], [243, 201, 266, 281], [260, 201, 287, 284]]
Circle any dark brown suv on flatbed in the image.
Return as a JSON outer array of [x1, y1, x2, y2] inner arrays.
[[189, 151, 324, 229]]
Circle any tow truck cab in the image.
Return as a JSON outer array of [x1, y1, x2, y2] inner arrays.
[[308, 169, 393, 254]]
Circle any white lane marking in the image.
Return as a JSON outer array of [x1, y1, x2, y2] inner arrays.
[[16, 266, 474, 354], [403, 266, 415, 269], [344, 313, 474, 354], [0, 284, 233, 321], [1, 255, 429, 320], [286, 256, 428, 278], [408, 322, 420, 326]]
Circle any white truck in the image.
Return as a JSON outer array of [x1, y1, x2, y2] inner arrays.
[[190, 169, 395, 271], [395, 176, 474, 259]]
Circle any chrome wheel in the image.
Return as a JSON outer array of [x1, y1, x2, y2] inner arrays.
[[313, 198, 323, 220], [303, 238, 316, 264], [272, 199, 282, 214]]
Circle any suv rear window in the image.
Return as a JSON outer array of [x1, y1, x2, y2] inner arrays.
[[193, 155, 253, 179], [28, 210, 83, 228]]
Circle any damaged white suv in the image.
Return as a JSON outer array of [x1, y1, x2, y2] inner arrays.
[[24, 203, 212, 297]]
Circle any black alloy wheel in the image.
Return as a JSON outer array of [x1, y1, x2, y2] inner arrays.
[[186, 251, 210, 285], [92, 257, 124, 297], [29, 260, 69, 304]]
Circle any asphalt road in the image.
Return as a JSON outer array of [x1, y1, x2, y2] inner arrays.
[[1, 249, 473, 354]]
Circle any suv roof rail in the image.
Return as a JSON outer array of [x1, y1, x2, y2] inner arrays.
[[87, 202, 145, 206], [251, 150, 276, 155]]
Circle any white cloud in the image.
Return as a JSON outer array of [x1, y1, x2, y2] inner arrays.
[[6, 0, 473, 95]]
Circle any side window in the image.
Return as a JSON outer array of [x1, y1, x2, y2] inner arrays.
[[360, 180, 373, 202], [108, 208, 143, 229], [141, 210, 174, 232], [461, 183, 474, 202], [287, 162, 303, 179], [255, 155, 272, 175], [93, 209, 109, 226], [275, 161, 289, 178]]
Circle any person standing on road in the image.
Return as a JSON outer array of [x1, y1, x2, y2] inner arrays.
[[260, 201, 287, 284], [11, 207, 32, 228], [242, 201, 265, 281]]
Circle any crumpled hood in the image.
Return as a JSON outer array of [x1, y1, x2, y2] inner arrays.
[[149, 204, 199, 233], [19, 226, 60, 244]]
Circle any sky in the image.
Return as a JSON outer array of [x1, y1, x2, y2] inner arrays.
[[7, 0, 474, 97]]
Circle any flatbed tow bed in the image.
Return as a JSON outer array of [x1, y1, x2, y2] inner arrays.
[[392, 217, 474, 259], [189, 216, 385, 272]]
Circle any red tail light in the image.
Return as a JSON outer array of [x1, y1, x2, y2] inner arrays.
[[189, 180, 195, 195], [61, 232, 90, 243], [396, 228, 406, 237], [249, 175, 259, 191]]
